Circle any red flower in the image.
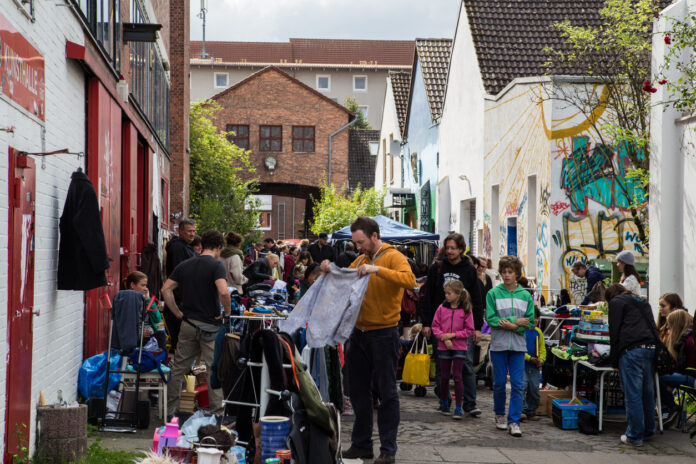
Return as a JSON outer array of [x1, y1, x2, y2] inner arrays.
[[658, 79, 667, 85], [664, 35, 672, 45], [650, 88, 658, 93]]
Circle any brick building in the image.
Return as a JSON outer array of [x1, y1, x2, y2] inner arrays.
[[0, 0, 187, 457], [211, 66, 353, 238]]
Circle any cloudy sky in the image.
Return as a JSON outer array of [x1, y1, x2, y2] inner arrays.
[[190, 0, 460, 42]]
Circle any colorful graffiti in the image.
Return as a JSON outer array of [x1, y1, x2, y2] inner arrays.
[[550, 201, 570, 216], [560, 136, 647, 214], [540, 184, 551, 217], [536, 220, 549, 287]]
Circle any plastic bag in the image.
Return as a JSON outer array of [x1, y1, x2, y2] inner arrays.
[[78, 350, 122, 400], [143, 337, 159, 352], [402, 337, 430, 386], [180, 410, 218, 443]]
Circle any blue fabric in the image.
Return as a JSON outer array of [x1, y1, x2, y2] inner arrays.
[[659, 373, 696, 412], [525, 329, 541, 368], [619, 347, 656, 443], [331, 215, 439, 244], [490, 350, 525, 424], [522, 366, 540, 415]]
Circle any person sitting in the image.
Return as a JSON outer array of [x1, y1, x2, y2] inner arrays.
[[571, 261, 604, 305], [659, 309, 696, 426], [658, 293, 685, 344], [243, 253, 278, 289]]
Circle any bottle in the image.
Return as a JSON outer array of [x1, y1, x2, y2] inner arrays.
[[57, 390, 67, 407]]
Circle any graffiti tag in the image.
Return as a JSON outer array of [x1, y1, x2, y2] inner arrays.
[[549, 201, 570, 216], [540, 184, 551, 217]]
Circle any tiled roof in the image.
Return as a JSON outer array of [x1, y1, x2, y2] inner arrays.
[[463, 0, 671, 96], [348, 130, 380, 191], [413, 39, 452, 124], [191, 39, 415, 67], [389, 71, 411, 139]]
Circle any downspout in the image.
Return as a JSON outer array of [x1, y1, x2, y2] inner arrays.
[[328, 115, 357, 185]]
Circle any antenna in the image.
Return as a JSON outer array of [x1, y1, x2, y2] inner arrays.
[[198, 0, 208, 58]]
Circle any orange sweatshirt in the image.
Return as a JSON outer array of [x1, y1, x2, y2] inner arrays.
[[349, 244, 416, 331]]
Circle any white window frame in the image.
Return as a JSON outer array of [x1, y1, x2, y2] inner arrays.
[[353, 75, 368, 92], [316, 75, 331, 92], [358, 105, 369, 120], [214, 72, 229, 89]]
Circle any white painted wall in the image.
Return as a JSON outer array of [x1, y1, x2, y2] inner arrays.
[[437, 2, 486, 252], [0, 0, 86, 456]]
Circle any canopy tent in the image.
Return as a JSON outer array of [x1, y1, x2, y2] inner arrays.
[[330, 215, 440, 245]]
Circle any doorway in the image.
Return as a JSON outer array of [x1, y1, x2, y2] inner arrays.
[[507, 217, 518, 257]]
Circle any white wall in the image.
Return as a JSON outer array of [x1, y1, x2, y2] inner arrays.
[[375, 75, 404, 212], [0, 1, 86, 455]]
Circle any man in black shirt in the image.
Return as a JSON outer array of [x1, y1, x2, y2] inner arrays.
[[162, 230, 231, 415], [164, 218, 197, 350], [422, 233, 484, 417], [309, 232, 336, 263]]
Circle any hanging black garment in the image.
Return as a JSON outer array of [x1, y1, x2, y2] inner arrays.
[[139, 244, 163, 299], [57, 171, 109, 290]]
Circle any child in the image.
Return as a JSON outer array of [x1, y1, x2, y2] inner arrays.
[[431, 280, 475, 419], [521, 306, 545, 421], [485, 256, 534, 437], [125, 271, 166, 350]]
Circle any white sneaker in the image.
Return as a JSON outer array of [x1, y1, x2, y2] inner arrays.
[[495, 415, 507, 430], [509, 422, 522, 437]]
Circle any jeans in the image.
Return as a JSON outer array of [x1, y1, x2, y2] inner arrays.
[[490, 350, 525, 425], [618, 348, 656, 443], [659, 373, 696, 412], [347, 327, 400, 455], [440, 357, 465, 407], [436, 337, 477, 411], [522, 365, 540, 415]]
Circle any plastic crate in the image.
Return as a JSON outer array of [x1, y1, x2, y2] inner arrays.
[[551, 399, 597, 430]]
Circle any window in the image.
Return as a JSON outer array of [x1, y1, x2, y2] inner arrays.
[[73, 0, 121, 71], [214, 72, 229, 88], [316, 75, 330, 91], [259, 212, 272, 230], [259, 125, 282, 152], [353, 75, 368, 91], [160, 178, 169, 228], [292, 126, 315, 153], [226, 124, 249, 149], [358, 106, 369, 120]]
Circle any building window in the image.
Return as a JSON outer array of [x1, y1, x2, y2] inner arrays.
[[358, 106, 369, 120], [316, 75, 330, 91], [260, 125, 282, 152], [214, 72, 229, 88], [226, 124, 249, 149], [259, 211, 272, 230], [292, 126, 315, 153], [353, 75, 368, 91], [72, 0, 122, 71], [160, 178, 169, 228]]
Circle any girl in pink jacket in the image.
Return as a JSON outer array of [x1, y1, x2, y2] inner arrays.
[[432, 280, 475, 419]]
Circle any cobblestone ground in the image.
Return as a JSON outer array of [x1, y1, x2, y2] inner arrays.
[[341, 383, 696, 462]]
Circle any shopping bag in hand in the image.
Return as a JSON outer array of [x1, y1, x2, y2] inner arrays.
[[402, 336, 430, 386]]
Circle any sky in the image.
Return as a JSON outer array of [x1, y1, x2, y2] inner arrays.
[[190, 0, 460, 42]]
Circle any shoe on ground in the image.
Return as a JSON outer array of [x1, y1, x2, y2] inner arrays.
[[509, 422, 522, 437], [662, 408, 680, 428], [465, 406, 482, 417], [374, 453, 396, 464], [495, 414, 508, 430], [519, 413, 527, 422], [438, 400, 451, 415], [342, 445, 374, 459], [526, 413, 541, 421], [620, 434, 642, 446], [343, 397, 354, 416], [453, 406, 463, 420]]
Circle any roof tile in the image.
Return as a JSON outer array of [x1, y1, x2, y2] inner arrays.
[[389, 71, 411, 139], [415, 38, 452, 122], [348, 130, 380, 192]]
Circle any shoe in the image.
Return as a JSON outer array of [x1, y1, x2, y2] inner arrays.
[[343, 397, 354, 416], [438, 400, 451, 415], [465, 407, 482, 417], [519, 413, 527, 422], [374, 453, 396, 464], [495, 414, 507, 430], [509, 422, 522, 437], [620, 434, 642, 446], [662, 408, 680, 428], [453, 407, 463, 420], [342, 445, 374, 459], [526, 413, 541, 421]]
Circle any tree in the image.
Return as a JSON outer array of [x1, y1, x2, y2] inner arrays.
[[189, 100, 261, 240], [543, 0, 662, 245], [310, 184, 386, 234], [656, 11, 696, 112], [343, 97, 371, 129]]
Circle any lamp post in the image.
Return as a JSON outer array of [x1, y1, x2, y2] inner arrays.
[[198, 0, 208, 59]]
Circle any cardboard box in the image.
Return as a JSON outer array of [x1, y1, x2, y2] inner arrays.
[[537, 389, 572, 417]]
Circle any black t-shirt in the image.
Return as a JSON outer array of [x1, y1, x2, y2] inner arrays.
[[169, 255, 227, 325]]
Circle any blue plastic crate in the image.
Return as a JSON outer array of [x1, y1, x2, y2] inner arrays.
[[551, 399, 597, 430]]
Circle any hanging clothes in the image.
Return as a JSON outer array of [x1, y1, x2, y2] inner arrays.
[[139, 243, 163, 299], [57, 170, 109, 290]]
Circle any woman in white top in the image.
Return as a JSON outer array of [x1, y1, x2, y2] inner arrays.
[[616, 250, 641, 297]]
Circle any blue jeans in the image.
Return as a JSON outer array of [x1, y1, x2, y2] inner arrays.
[[522, 365, 540, 415], [659, 373, 696, 412], [490, 350, 525, 425], [618, 348, 656, 443]]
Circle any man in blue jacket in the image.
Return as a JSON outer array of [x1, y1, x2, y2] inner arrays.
[[571, 261, 604, 305]]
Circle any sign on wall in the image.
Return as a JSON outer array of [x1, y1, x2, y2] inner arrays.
[[0, 12, 45, 121]]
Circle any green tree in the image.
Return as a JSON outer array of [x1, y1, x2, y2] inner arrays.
[[310, 184, 386, 234], [656, 12, 696, 112], [543, 0, 660, 245], [189, 100, 260, 240], [343, 97, 371, 129]]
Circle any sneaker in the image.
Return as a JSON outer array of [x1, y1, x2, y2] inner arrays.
[[519, 413, 527, 422], [509, 422, 522, 437], [374, 454, 396, 464], [620, 434, 642, 446], [465, 407, 482, 417], [342, 445, 374, 459], [438, 400, 451, 415], [662, 408, 680, 428], [495, 414, 508, 430], [453, 407, 463, 420]]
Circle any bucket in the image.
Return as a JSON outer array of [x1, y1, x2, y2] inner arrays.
[[197, 447, 223, 464], [260, 416, 290, 460]]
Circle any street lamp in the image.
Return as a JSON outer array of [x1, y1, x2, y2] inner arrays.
[[369, 141, 379, 156], [198, 0, 208, 59]]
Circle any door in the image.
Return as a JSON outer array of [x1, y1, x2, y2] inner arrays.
[[5, 149, 36, 463], [507, 217, 518, 257], [84, 79, 122, 358], [121, 121, 139, 280]]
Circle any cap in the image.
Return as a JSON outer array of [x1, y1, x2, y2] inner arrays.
[[616, 250, 634, 266], [318, 232, 329, 239]]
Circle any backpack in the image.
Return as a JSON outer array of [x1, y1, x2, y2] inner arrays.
[[128, 349, 170, 383], [401, 288, 420, 315]]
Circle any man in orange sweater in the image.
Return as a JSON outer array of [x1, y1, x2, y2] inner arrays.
[[321, 217, 415, 464]]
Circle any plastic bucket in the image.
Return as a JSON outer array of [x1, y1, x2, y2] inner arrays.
[[260, 416, 290, 460]]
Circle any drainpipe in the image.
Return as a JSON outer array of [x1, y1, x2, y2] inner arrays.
[[328, 115, 357, 185]]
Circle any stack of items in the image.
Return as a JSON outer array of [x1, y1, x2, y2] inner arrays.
[[179, 376, 198, 413]]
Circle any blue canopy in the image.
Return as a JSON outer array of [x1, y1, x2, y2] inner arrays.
[[331, 215, 439, 244]]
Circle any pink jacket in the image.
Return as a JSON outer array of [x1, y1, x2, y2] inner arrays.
[[431, 303, 475, 351]]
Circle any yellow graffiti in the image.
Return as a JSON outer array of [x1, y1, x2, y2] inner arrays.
[[540, 84, 610, 140]]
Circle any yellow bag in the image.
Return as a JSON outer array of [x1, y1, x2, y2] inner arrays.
[[402, 336, 431, 386]]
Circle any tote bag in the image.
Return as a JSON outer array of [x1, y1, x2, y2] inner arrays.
[[402, 336, 431, 386]]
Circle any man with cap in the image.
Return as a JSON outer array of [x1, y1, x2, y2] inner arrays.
[[309, 232, 336, 263], [616, 250, 642, 297]]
